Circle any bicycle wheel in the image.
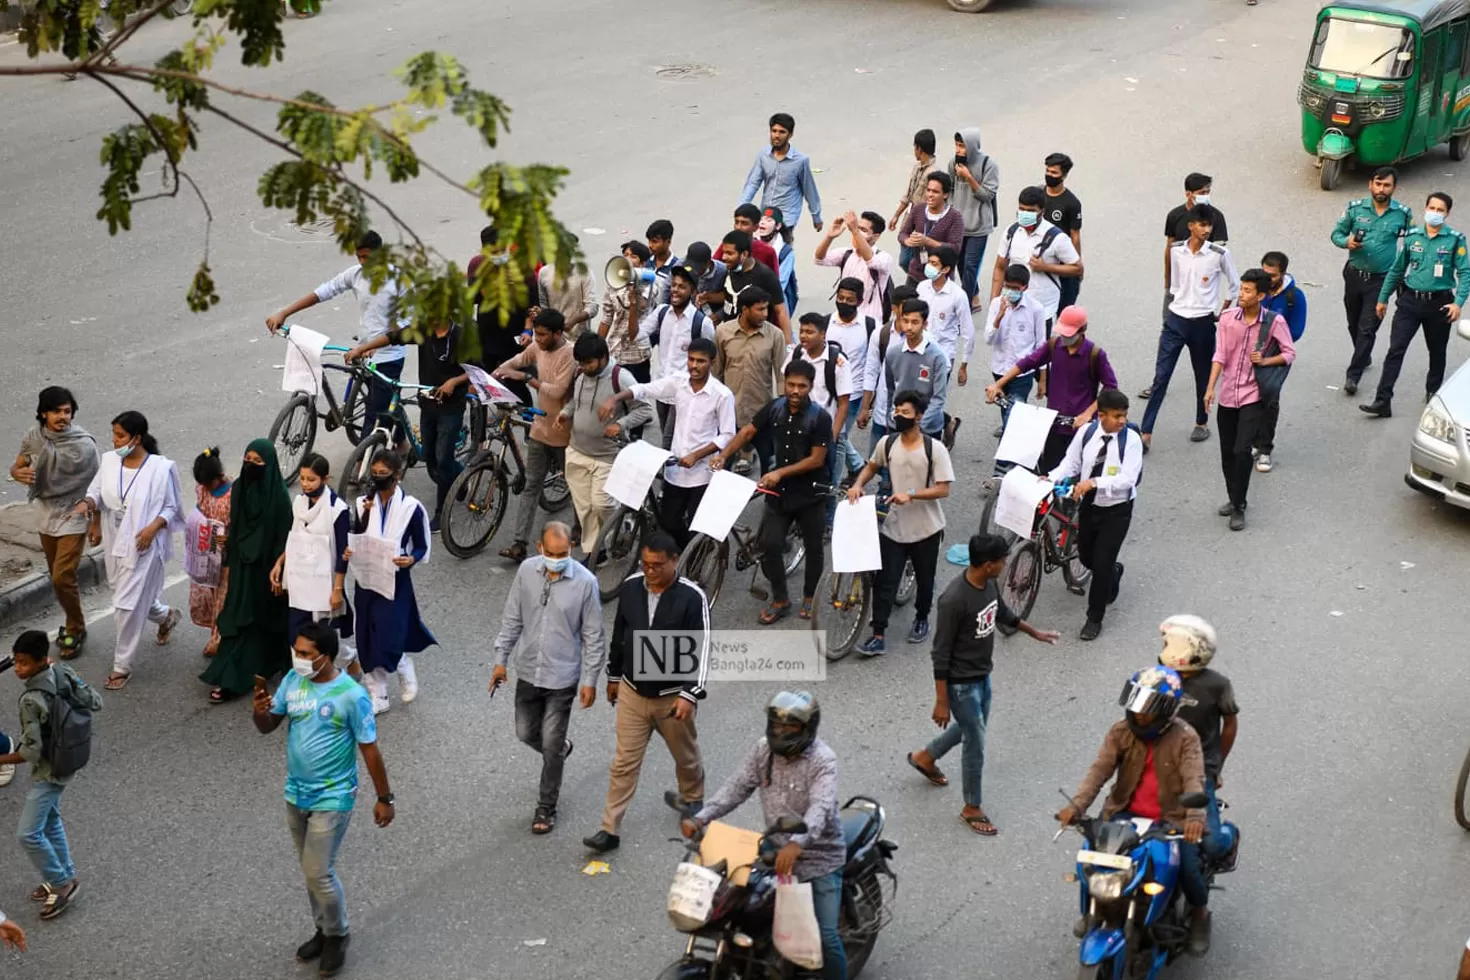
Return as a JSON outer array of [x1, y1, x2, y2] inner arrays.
[[823, 572, 870, 661], [1456, 746, 1470, 831], [1055, 509, 1092, 592], [338, 430, 387, 502], [268, 393, 317, 485], [977, 475, 1022, 550], [440, 460, 509, 559], [586, 504, 645, 602], [676, 534, 727, 608], [343, 377, 368, 444], [999, 540, 1042, 635], [781, 521, 807, 577], [894, 558, 917, 607]]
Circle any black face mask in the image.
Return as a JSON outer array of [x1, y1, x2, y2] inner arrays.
[[891, 415, 917, 433], [371, 474, 395, 492], [1044, 174, 1063, 188], [834, 302, 858, 321], [304, 486, 324, 500], [240, 461, 264, 481]]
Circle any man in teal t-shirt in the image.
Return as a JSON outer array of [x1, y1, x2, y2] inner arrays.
[[255, 622, 396, 978]]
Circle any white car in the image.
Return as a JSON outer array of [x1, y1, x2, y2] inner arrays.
[[1406, 321, 1470, 510]]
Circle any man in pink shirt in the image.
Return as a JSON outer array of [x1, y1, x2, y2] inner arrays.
[[1203, 268, 1295, 531]]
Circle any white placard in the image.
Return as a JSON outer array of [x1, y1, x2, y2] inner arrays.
[[347, 532, 398, 600], [281, 324, 329, 394], [831, 495, 882, 573], [464, 363, 523, 405], [690, 469, 758, 542], [604, 439, 673, 510], [995, 401, 1059, 469], [995, 467, 1054, 539], [284, 529, 335, 612]]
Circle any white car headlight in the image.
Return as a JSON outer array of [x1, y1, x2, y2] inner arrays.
[[1086, 869, 1129, 901], [1418, 399, 1457, 444]]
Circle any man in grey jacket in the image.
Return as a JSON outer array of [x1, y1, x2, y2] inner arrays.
[[950, 128, 1000, 308], [557, 333, 654, 555], [490, 523, 607, 835]]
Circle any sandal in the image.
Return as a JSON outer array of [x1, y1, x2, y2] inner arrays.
[[797, 598, 815, 620], [531, 807, 556, 835], [57, 628, 86, 660], [156, 608, 181, 645], [759, 602, 792, 625], [499, 541, 528, 562], [907, 752, 949, 787], [961, 810, 998, 836], [208, 688, 240, 705], [104, 672, 131, 691], [31, 883, 51, 902]]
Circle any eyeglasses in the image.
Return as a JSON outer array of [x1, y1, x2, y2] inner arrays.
[[640, 559, 672, 572]]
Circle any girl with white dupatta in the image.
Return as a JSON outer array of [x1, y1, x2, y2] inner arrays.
[[343, 449, 436, 714], [76, 412, 184, 691]]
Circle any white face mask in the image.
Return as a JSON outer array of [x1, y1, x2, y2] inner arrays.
[[1193, 193, 1211, 206], [291, 654, 321, 679]]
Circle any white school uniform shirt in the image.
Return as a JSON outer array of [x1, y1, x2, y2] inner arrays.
[[916, 277, 976, 365], [631, 375, 737, 488], [1050, 424, 1143, 506], [1168, 241, 1240, 319], [638, 303, 708, 390], [314, 264, 408, 363], [824, 315, 870, 394], [782, 342, 853, 417], [984, 292, 1049, 377], [997, 219, 1080, 318]]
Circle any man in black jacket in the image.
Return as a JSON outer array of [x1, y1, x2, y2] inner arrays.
[[584, 531, 710, 853]]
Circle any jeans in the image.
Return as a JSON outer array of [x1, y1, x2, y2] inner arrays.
[[760, 502, 826, 604], [1110, 810, 1208, 910], [868, 421, 891, 495], [512, 438, 556, 545], [993, 372, 1035, 430], [286, 804, 353, 937], [1140, 312, 1215, 434], [1202, 776, 1238, 860], [1216, 402, 1265, 510], [898, 243, 916, 274], [19, 779, 75, 887], [365, 357, 405, 439], [926, 677, 991, 807], [960, 234, 989, 304], [836, 396, 864, 476], [513, 679, 576, 811], [1058, 275, 1082, 313], [807, 869, 849, 980], [419, 405, 465, 517], [871, 530, 941, 634]]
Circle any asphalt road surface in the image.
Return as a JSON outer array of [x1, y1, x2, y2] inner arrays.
[[3, 0, 1470, 978]]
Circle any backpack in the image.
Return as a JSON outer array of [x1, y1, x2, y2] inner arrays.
[[786, 342, 845, 411], [882, 432, 935, 488], [833, 250, 895, 325], [1005, 222, 1066, 290], [1050, 337, 1102, 386], [1079, 419, 1144, 487], [649, 305, 710, 348], [875, 322, 895, 370], [37, 666, 94, 778]]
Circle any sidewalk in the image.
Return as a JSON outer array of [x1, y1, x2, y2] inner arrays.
[[0, 501, 106, 628]]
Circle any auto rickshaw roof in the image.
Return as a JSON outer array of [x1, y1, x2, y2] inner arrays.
[[1320, 0, 1470, 32]]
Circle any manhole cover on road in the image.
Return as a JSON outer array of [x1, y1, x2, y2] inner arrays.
[[655, 64, 716, 79]]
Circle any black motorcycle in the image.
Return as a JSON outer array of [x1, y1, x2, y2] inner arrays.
[[656, 795, 897, 980]]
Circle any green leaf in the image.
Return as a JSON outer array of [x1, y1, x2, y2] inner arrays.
[[95, 123, 159, 234], [187, 261, 220, 312], [451, 88, 511, 148]]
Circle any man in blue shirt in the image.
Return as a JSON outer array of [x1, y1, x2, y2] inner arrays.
[[255, 622, 395, 978], [1254, 251, 1307, 472], [740, 112, 823, 237]]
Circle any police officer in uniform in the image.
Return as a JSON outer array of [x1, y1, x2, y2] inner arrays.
[[1360, 191, 1470, 418], [1332, 166, 1412, 395]]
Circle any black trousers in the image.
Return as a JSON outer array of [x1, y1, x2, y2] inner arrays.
[[1036, 427, 1076, 476], [1373, 291, 1454, 404], [759, 501, 826, 604], [656, 401, 678, 451], [622, 360, 652, 440], [1216, 403, 1265, 511], [1078, 499, 1132, 622], [1343, 264, 1387, 382], [1253, 398, 1280, 455], [659, 482, 707, 550], [871, 530, 942, 634]]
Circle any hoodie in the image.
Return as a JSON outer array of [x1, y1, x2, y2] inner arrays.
[[1263, 273, 1308, 342], [949, 128, 1000, 238], [558, 361, 655, 460]]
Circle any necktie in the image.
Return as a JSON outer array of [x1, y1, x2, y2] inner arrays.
[[1089, 435, 1113, 481]]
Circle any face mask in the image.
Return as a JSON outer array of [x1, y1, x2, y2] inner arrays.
[[1061, 332, 1084, 349], [1044, 174, 1063, 188], [924, 264, 941, 281], [371, 474, 395, 492], [1017, 210, 1038, 228], [1003, 288, 1023, 304], [241, 461, 264, 481], [543, 555, 570, 573], [891, 415, 917, 433], [115, 439, 136, 459], [304, 486, 324, 500], [1425, 211, 1446, 228], [1193, 194, 1211, 206], [291, 654, 321, 679], [834, 302, 858, 321]]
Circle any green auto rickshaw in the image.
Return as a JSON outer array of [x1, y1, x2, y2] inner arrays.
[[1299, 0, 1470, 190]]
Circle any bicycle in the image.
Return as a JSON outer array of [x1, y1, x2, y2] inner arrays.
[[995, 477, 1090, 636], [269, 332, 373, 484], [821, 494, 917, 661], [438, 401, 572, 559], [584, 444, 677, 603], [976, 392, 1078, 550], [674, 485, 811, 609]]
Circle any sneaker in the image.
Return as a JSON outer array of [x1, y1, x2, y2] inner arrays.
[[1189, 424, 1211, 443], [1255, 453, 1273, 473], [39, 880, 78, 920], [319, 933, 350, 977], [857, 635, 886, 657], [582, 829, 621, 853], [907, 618, 930, 644], [1138, 386, 1153, 400], [429, 517, 441, 534], [1079, 619, 1102, 641], [372, 695, 391, 716], [398, 658, 418, 703], [296, 929, 325, 962], [0, 734, 13, 787]]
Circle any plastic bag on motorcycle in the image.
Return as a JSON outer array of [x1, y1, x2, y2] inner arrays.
[[773, 878, 823, 970]]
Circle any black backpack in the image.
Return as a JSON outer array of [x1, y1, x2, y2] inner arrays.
[[1004, 223, 1066, 290], [790, 341, 847, 409], [39, 666, 94, 778], [882, 432, 935, 488], [648, 305, 711, 347], [832, 250, 895, 325]]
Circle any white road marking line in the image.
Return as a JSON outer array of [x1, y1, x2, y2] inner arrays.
[[43, 572, 190, 641]]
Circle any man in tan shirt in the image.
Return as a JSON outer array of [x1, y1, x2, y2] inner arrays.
[[537, 260, 597, 338], [494, 309, 576, 561], [714, 287, 786, 474]]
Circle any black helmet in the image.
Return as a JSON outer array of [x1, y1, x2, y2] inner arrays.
[[766, 690, 820, 758]]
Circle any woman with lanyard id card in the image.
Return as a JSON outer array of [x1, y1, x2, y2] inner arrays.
[[75, 411, 184, 691]]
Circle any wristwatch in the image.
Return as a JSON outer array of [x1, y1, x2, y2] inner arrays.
[[377, 793, 395, 806]]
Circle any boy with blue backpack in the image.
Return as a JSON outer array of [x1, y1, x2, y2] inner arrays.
[[1046, 387, 1142, 641]]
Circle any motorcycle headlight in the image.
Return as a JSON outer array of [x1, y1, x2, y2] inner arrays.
[[1418, 399, 1458, 444], [1086, 869, 1129, 901]]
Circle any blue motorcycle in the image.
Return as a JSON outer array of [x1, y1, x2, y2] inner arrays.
[[1055, 792, 1238, 980]]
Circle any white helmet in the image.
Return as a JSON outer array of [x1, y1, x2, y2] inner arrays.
[[1158, 614, 1217, 670]]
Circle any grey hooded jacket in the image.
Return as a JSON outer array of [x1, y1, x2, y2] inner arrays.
[[949, 127, 1000, 238], [558, 361, 654, 459]]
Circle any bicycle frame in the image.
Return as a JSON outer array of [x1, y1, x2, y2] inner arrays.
[[1035, 486, 1081, 573]]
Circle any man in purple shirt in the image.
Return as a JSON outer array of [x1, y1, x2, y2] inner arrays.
[[986, 306, 1119, 472]]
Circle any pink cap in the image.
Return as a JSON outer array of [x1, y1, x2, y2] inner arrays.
[[1054, 305, 1088, 337]]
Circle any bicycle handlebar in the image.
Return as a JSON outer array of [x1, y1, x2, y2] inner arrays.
[[992, 392, 1077, 428]]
